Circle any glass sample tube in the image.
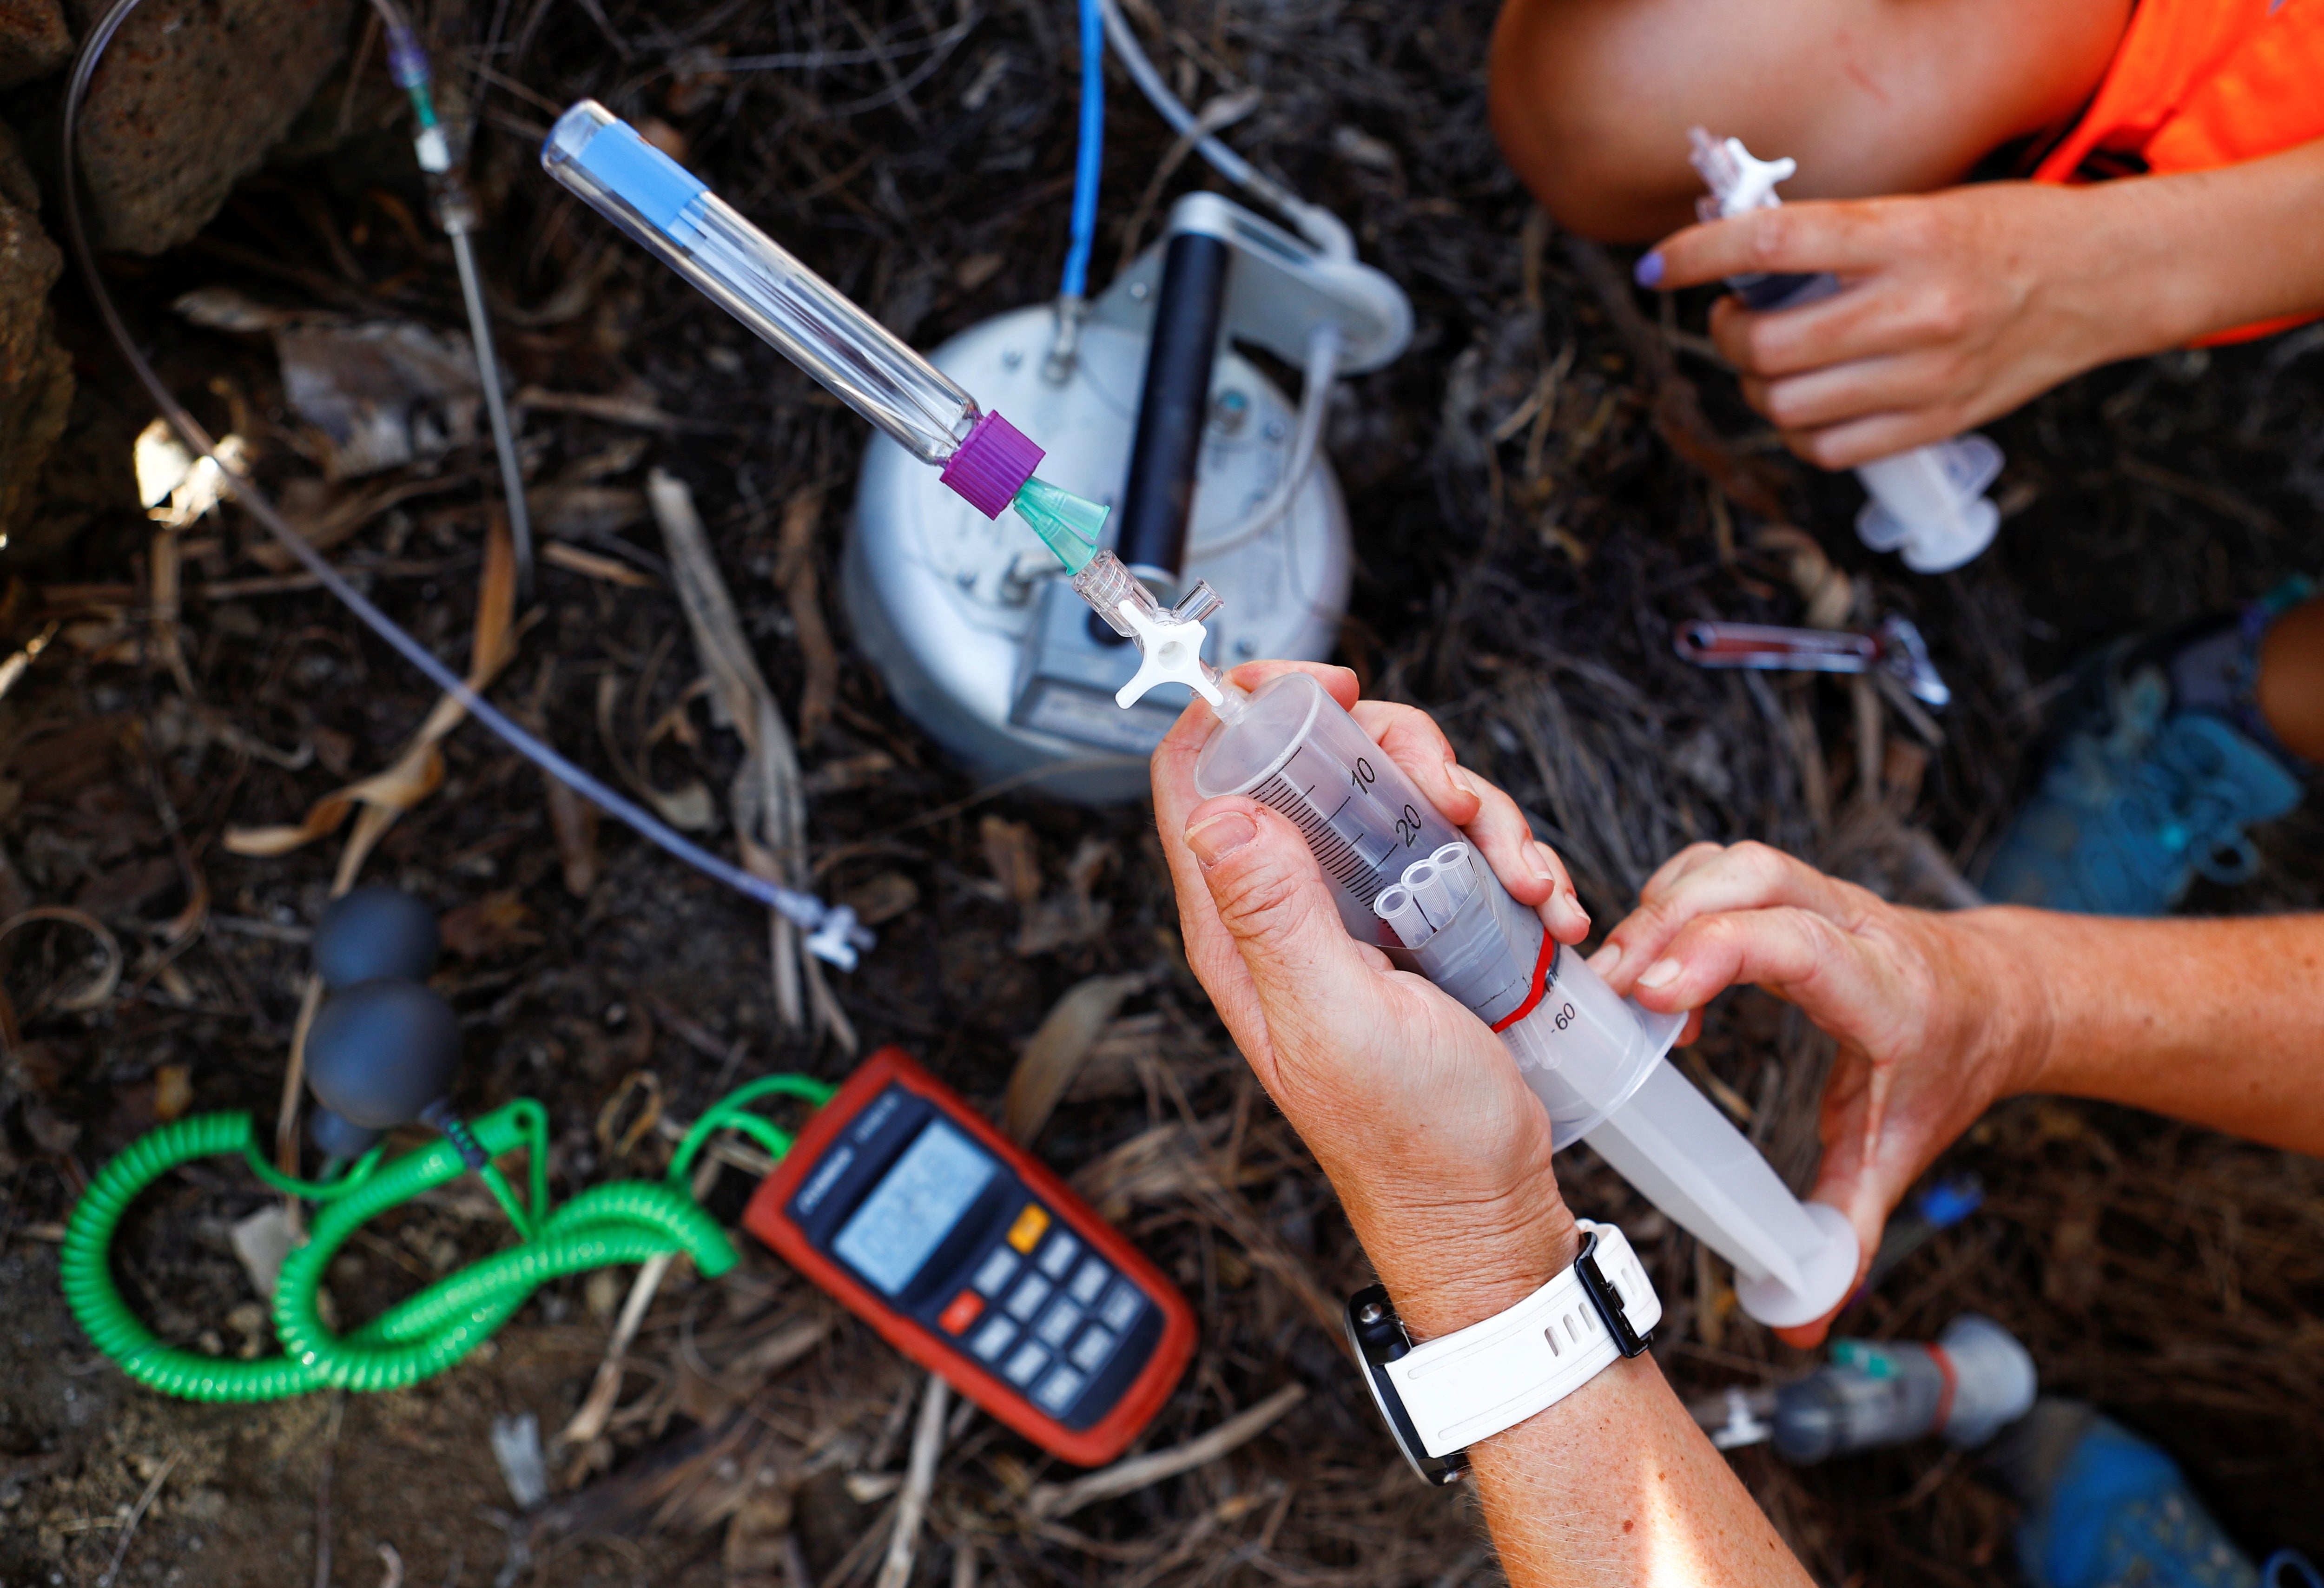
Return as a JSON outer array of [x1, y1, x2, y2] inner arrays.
[[542, 100, 977, 465]]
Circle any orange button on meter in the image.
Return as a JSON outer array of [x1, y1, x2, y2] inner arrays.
[[1006, 1203, 1050, 1254], [938, 1290, 984, 1334]]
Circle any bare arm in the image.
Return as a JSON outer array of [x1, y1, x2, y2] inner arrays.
[[1984, 909, 2324, 1153], [1594, 842, 2324, 1344]]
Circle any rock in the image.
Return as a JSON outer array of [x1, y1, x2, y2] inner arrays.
[[66, 0, 356, 254], [0, 0, 71, 91], [0, 126, 71, 544]]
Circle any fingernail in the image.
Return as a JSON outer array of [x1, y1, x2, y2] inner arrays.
[[1551, 888, 1590, 935], [1445, 763, 1479, 801], [1185, 810, 1257, 868], [1634, 250, 1665, 289], [1637, 956, 1682, 989], [1585, 942, 1623, 976], [1527, 841, 1558, 883]]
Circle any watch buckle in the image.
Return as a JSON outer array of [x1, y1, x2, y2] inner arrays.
[[1575, 1230, 1653, 1358]]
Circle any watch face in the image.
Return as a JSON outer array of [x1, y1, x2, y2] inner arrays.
[[1344, 1286, 1468, 1487]]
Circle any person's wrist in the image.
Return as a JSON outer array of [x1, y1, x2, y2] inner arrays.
[[1351, 1184, 1583, 1340], [1943, 906, 2061, 1103], [2063, 176, 2215, 359]]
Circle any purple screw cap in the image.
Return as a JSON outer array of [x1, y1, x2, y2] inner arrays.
[[938, 411, 1043, 519]]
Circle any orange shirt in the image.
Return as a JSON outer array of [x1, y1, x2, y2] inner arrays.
[[2032, 0, 2324, 343]]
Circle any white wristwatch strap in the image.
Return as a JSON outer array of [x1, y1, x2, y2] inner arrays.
[[1382, 1220, 1662, 1458]]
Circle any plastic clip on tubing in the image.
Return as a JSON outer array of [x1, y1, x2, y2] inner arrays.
[[58, 0, 872, 968], [61, 1103, 737, 1402]]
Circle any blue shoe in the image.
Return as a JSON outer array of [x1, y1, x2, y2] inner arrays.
[[2000, 1401, 2275, 1588], [1983, 616, 2305, 916]]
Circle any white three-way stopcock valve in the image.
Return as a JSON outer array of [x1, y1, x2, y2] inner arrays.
[[1113, 585, 1225, 708], [1066, 549, 1236, 711]]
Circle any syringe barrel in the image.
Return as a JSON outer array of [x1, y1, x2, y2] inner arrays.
[[1385, 845, 1673, 1148], [542, 100, 979, 464], [1193, 670, 1465, 946]]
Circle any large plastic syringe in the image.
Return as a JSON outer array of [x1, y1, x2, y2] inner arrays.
[[1042, 556, 1861, 1323], [1688, 130, 2005, 575], [541, 100, 1103, 545], [1080, 576, 1863, 1324]]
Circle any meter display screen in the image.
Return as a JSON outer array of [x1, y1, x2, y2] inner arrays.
[[831, 1119, 997, 1294]]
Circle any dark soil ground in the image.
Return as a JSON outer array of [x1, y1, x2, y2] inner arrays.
[[4, 0, 2323, 1584]]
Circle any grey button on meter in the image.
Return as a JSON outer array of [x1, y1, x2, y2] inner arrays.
[[1004, 1341, 1050, 1386], [972, 1246, 1020, 1296], [1070, 1326, 1116, 1372], [1037, 1232, 1081, 1278], [1069, 1258, 1110, 1305], [1036, 1297, 1083, 1347], [1007, 1273, 1053, 1319], [1099, 1280, 1143, 1332], [970, 1314, 1017, 1362], [1035, 1364, 1087, 1415]]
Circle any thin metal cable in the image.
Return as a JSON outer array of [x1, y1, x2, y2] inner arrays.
[[59, 0, 868, 962]]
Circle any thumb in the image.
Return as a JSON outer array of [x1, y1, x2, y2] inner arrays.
[[1773, 1055, 1915, 1348], [1184, 796, 1383, 1043]]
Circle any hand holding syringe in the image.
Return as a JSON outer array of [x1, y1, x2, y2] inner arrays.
[[1040, 534, 1860, 1328]]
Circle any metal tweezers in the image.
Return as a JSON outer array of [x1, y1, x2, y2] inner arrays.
[[1673, 616, 1951, 709]]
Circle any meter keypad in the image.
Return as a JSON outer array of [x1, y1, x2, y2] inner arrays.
[[779, 1082, 1173, 1434]]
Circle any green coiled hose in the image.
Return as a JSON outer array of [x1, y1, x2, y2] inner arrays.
[[61, 1097, 763, 1403]]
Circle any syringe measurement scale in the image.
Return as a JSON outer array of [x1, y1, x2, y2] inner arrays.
[[1249, 748, 1447, 912]]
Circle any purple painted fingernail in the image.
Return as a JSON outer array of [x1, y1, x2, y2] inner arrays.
[[1634, 250, 1665, 289]]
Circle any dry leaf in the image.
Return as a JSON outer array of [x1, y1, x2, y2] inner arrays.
[[980, 816, 1041, 906], [440, 891, 539, 958], [1001, 972, 1151, 1146]]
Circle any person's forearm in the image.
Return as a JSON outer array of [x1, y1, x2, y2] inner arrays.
[[2082, 138, 2324, 351], [1359, 1212, 1809, 1587], [1969, 908, 2324, 1152], [1469, 1357, 1813, 1587]]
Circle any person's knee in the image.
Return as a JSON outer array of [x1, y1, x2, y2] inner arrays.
[[1489, 0, 1703, 242]]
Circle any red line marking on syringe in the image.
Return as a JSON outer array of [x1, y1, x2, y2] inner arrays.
[[1490, 930, 1560, 1034]]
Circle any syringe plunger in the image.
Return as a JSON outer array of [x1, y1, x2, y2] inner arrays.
[[1373, 842, 1857, 1326]]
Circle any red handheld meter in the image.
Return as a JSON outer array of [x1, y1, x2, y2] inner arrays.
[[744, 1047, 1197, 1466]]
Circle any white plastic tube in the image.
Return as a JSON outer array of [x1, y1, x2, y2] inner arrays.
[[1375, 844, 1858, 1326]]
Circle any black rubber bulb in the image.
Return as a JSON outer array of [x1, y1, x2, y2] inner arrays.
[[304, 978, 462, 1130], [309, 1105, 384, 1161], [312, 887, 441, 992]]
